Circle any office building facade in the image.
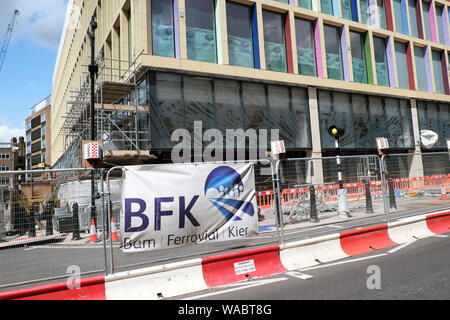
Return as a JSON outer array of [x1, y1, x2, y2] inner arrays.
[[51, 0, 449, 175], [25, 96, 51, 170]]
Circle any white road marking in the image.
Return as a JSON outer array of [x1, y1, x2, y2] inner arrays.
[[299, 253, 388, 272], [182, 277, 288, 300], [429, 234, 448, 238], [326, 225, 345, 229], [387, 240, 417, 254], [286, 271, 314, 280]]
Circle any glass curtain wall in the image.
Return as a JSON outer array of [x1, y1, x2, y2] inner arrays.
[[226, 1, 254, 68], [324, 25, 343, 80], [185, 0, 217, 63], [408, 0, 419, 38], [263, 10, 287, 72], [151, 0, 175, 57], [151, 71, 313, 150], [299, 0, 312, 10], [431, 50, 445, 94], [377, 0, 388, 29], [350, 31, 368, 83], [394, 41, 410, 89], [318, 90, 414, 150], [417, 101, 450, 149], [321, 0, 334, 15], [373, 36, 390, 86], [341, 0, 354, 20], [360, 0, 371, 25], [295, 18, 316, 76], [414, 46, 428, 91], [435, 5, 446, 44], [393, 0, 405, 34], [422, 1, 432, 41]]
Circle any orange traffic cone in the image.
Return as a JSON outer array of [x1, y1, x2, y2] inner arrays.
[[110, 217, 119, 241], [89, 219, 98, 243], [440, 184, 448, 200]]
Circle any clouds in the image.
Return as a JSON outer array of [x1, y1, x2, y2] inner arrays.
[[0, 0, 68, 50], [0, 125, 24, 142]]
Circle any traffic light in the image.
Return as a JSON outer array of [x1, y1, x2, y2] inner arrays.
[[328, 125, 345, 138]]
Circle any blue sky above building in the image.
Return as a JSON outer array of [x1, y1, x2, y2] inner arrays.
[[0, 0, 68, 142]]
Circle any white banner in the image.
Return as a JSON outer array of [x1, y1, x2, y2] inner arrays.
[[120, 163, 258, 253]]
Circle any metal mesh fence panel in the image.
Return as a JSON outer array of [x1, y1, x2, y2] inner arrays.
[[274, 155, 387, 231], [0, 168, 108, 290], [381, 152, 450, 215]]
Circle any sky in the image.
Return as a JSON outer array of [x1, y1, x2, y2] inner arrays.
[[0, 0, 68, 142]]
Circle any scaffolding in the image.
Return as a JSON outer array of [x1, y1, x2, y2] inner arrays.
[[56, 51, 155, 169]]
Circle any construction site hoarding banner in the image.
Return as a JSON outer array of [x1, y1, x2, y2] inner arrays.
[[120, 163, 258, 253]]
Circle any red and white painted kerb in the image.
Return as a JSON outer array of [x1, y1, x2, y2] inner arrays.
[[1, 209, 449, 300]]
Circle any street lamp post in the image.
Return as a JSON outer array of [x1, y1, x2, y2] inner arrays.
[[88, 15, 98, 228]]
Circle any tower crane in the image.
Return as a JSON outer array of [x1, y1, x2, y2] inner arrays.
[[0, 10, 20, 73]]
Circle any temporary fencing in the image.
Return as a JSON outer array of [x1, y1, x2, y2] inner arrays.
[[270, 155, 387, 242], [380, 152, 450, 212], [0, 168, 112, 290], [0, 152, 448, 292]]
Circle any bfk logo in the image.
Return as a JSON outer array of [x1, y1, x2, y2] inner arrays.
[[124, 166, 254, 232], [204, 166, 255, 222]]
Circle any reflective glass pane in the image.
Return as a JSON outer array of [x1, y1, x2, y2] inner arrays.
[[377, 0, 388, 29], [268, 85, 297, 148], [431, 50, 445, 94], [373, 37, 389, 86], [155, 73, 184, 148], [360, 0, 371, 25], [324, 25, 343, 80], [226, 2, 254, 68], [321, 0, 334, 15], [436, 6, 445, 44], [295, 18, 316, 76], [400, 99, 414, 148], [352, 94, 373, 148], [299, 0, 312, 10], [183, 75, 215, 134], [384, 98, 403, 147], [414, 46, 428, 91], [263, 10, 287, 72], [215, 79, 243, 134], [341, 0, 353, 20], [393, 0, 404, 34], [408, 0, 419, 38], [318, 90, 335, 149], [369, 96, 387, 139], [152, 0, 175, 57], [242, 82, 270, 131], [394, 41, 409, 89], [291, 87, 312, 148], [333, 92, 355, 148], [185, 0, 217, 63], [350, 31, 367, 83], [422, 1, 432, 41]]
